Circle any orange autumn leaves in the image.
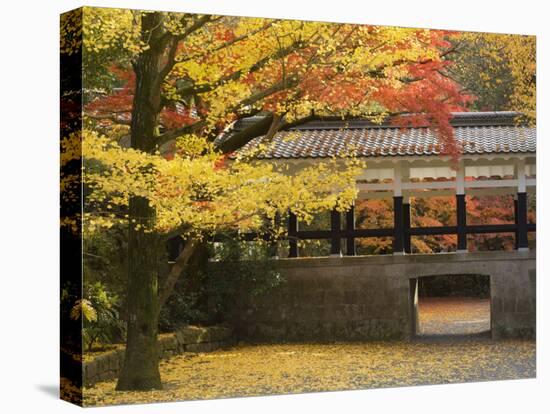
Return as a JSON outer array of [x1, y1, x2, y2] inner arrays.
[[80, 10, 472, 149]]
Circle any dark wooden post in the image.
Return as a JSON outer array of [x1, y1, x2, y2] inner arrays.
[[393, 196, 404, 254], [345, 205, 356, 256], [514, 196, 519, 250], [288, 211, 298, 258], [517, 192, 529, 250], [269, 212, 281, 258], [330, 209, 342, 256], [456, 194, 467, 252], [403, 201, 411, 253]]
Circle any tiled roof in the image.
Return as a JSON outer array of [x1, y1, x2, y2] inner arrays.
[[233, 112, 536, 159]]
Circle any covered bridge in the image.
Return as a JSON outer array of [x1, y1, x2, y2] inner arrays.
[[223, 111, 536, 341], [230, 111, 536, 257]]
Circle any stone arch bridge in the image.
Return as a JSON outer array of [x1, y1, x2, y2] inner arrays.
[[233, 251, 535, 341]]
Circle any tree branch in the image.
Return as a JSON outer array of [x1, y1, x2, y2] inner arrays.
[[215, 115, 271, 153], [175, 14, 217, 41], [264, 113, 283, 141], [158, 37, 180, 81], [177, 21, 275, 64], [156, 119, 208, 147], [85, 112, 132, 125], [155, 15, 217, 88], [159, 237, 197, 308], [176, 40, 305, 97]]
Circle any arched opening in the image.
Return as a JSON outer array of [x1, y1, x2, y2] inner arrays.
[[410, 274, 491, 338]]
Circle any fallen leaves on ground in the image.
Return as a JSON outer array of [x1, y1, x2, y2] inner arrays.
[[83, 337, 535, 406], [419, 297, 491, 336], [60, 377, 82, 405]]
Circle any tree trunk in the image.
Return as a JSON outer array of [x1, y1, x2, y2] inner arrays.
[[116, 12, 167, 391], [116, 197, 163, 390]]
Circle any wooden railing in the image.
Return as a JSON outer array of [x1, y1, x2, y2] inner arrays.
[[167, 195, 535, 260], [282, 195, 535, 258]]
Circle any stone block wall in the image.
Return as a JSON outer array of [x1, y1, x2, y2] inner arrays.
[[232, 260, 412, 342], [83, 325, 234, 386], [231, 251, 535, 342], [491, 264, 536, 339]]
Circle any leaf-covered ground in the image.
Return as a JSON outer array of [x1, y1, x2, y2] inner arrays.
[[83, 297, 535, 406], [418, 297, 491, 336]]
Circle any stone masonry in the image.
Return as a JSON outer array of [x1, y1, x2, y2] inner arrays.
[[232, 251, 535, 342], [83, 325, 234, 386]]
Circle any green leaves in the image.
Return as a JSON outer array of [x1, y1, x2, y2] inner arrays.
[[69, 282, 124, 351]]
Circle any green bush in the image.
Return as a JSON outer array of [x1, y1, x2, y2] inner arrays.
[[206, 238, 284, 310], [68, 282, 125, 351], [158, 291, 207, 332], [159, 238, 283, 331], [83, 226, 128, 299], [80, 227, 284, 335]]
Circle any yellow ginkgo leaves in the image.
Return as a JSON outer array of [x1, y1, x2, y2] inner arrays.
[[80, 130, 363, 238], [70, 299, 97, 323]]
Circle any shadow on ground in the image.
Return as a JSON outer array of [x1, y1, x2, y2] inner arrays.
[[413, 331, 492, 343], [35, 384, 59, 399]]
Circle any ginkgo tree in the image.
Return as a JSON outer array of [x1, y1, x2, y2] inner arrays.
[[75, 129, 361, 390], [443, 32, 535, 122], [61, 7, 474, 391]]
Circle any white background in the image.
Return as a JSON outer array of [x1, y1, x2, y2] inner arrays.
[[0, 0, 548, 412]]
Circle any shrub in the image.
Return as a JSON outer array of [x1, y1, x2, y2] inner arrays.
[[69, 282, 125, 351], [159, 238, 283, 331]]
